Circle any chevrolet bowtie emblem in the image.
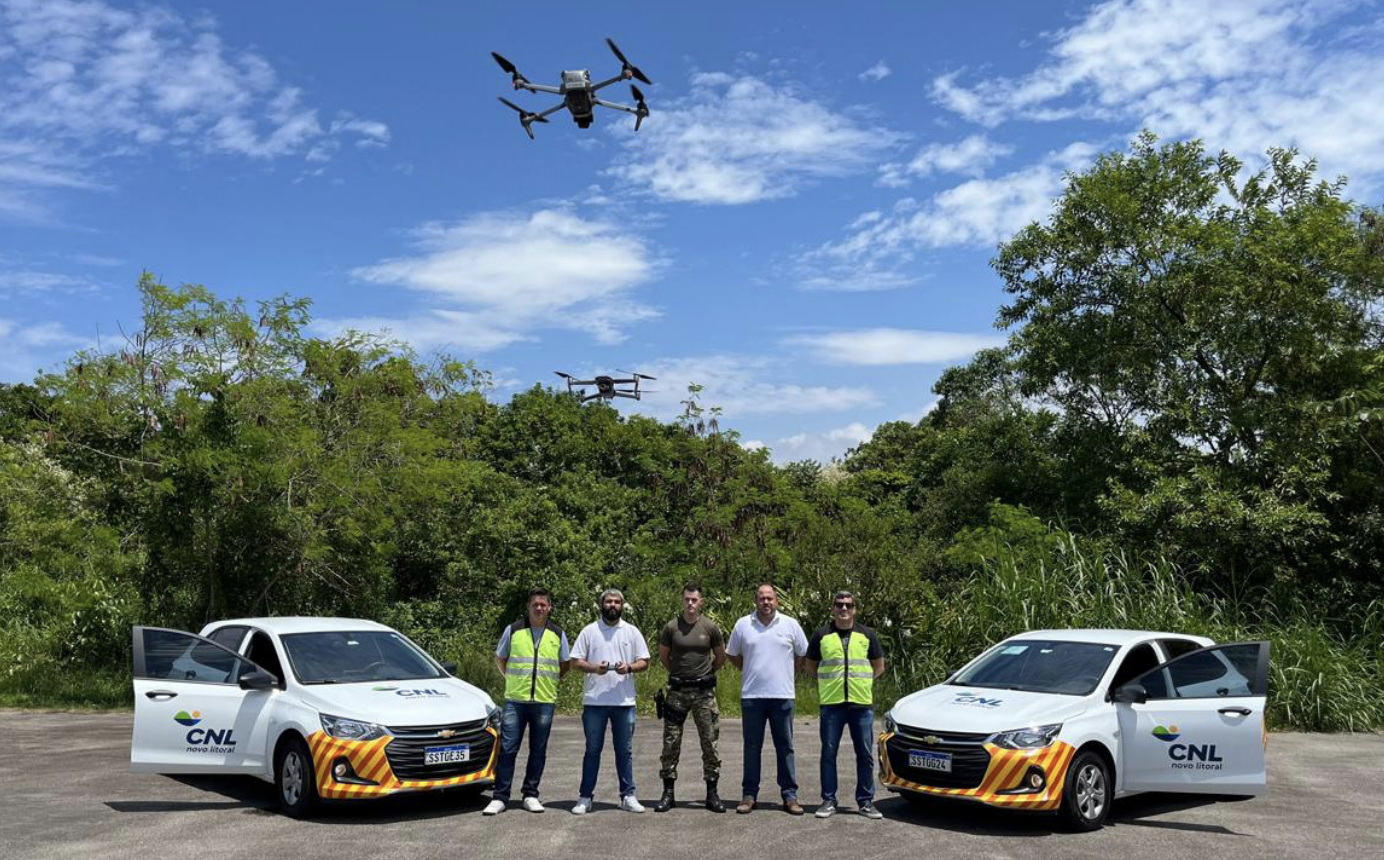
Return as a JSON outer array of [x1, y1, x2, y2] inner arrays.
[[437, 729, 457, 739], [922, 735, 941, 745]]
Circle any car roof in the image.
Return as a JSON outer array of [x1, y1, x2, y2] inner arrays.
[[200, 617, 395, 636], [1005, 629, 1215, 647]]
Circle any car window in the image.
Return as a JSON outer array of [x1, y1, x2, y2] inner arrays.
[[1108, 643, 1160, 692], [207, 626, 248, 651], [137, 628, 254, 684], [949, 640, 1119, 696], [280, 631, 445, 684], [245, 631, 286, 684], [1134, 643, 1264, 699], [1158, 638, 1201, 661]]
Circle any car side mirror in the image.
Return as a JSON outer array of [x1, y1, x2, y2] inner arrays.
[[1112, 683, 1148, 704], [239, 670, 278, 691], [441, 661, 458, 675]]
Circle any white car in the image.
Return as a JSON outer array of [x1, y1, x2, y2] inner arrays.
[[880, 629, 1269, 830], [131, 618, 501, 817]]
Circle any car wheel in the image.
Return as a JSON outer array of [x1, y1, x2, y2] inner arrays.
[[276, 735, 320, 818], [1059, 750, 1111, 831]]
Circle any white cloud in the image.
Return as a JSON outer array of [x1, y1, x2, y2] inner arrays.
[[0, 0, 388, 220], [800, 142, 1100, 283], [0, 269, 98, 295], [619, 354, 879, 423], [331, 208, 660, 352], [932, 0, 1384, 192], [877, 134, 1014, 187], [786, 329, 1006, 366], [764, 421, 875, 463], [606, 73, 904, 204], [859, 61, 892, 82], [0, 318, 85, 381]]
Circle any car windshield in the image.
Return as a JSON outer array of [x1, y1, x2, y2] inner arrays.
[[281, 631, 445, 684], [949, 640, 1119, 696]]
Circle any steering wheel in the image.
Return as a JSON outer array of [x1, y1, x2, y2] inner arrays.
[[360, 661, 388, 677]]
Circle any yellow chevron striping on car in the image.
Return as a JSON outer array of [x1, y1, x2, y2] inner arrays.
[[877, 732, 1077, 811], [306, 728, 499, 800]]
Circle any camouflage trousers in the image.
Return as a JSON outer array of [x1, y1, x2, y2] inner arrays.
[[659, 687, 721, 782]]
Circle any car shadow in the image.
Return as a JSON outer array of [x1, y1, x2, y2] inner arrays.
[[877, 791, 1247, 836], [106, 774, 489, 822]]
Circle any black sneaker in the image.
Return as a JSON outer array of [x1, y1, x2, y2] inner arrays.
[[814, 800, 837, 819], [858, 802, 883, 820]]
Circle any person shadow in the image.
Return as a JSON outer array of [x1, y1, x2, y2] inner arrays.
[[877, 791, 1248, 836]]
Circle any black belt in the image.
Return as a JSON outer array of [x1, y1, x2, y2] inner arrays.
[[669, 674, 717, 690]]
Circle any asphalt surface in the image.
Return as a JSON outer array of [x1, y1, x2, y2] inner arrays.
[[4, 709, 1382, 860]]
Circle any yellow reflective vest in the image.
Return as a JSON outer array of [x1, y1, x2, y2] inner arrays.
[[817, 627, 874, 706], [503, 621, 563, 704]]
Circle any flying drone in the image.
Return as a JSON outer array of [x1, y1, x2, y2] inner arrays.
[[555, 371, 655, 402], [492, 38, 651, 139]]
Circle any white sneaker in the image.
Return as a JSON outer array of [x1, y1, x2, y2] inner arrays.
[[522, 796, 545, 813], [620, 795, 646, 813], [571, 797, 592, 815], [482, 799, 506, 815]]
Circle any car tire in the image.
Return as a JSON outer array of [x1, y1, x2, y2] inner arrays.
[[276, 735, 320, 819], [1059, 750, 1111, 832]]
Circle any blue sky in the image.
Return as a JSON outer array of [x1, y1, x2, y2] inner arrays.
[[3, 0, 1383, 462]]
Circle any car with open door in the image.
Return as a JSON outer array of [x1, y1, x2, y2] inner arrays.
[[131, 617, 501, 817], [879, 629, 1269, 830]]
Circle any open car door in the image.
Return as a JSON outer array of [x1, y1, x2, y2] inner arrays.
[[131, 626, 277, 774], [1115, 641, 1270, 795]]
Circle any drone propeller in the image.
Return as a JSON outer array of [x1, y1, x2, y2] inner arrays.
[[616, 369, 657, 381], [498, 97, 549, 140], [630, 84, 650, 132], [554, 371, 573, 380], [491, 51, 529, 87], [606, 37, 651, 85]]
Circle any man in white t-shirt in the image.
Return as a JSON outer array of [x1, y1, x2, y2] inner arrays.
[[569, 588, 651, 814], [726, 583, 808, 815]]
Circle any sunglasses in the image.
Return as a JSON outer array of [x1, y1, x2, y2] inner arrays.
[[834, 601, 855, 609]]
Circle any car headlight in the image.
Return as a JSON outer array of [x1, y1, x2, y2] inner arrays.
[[486, 704, 502, 732], [883, 712, 897, 735], [320, 713, 387, 741], [990, 723, 1062, 749]]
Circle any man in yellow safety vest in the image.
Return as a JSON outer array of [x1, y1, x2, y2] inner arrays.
[[485, 587, 571, 815], [805, 590, 885, 820]]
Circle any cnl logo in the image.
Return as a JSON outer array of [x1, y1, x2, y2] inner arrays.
[[186, 727, 238, 747], [1168, 743, 1222, 762], [395, 688, 447, 698], [953, 692, 1003, 708], [1151, 724, 1181, 742], [173, 710, 202, 727]]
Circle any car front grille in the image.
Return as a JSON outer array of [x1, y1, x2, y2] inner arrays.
[[886, 723, 992, 789], [384, 718, 493, 780]]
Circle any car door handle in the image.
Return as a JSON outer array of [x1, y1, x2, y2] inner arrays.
[[144, 690, 178, 701], [1218, 706, 1251, 716]]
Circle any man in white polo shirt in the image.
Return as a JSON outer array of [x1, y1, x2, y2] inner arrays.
[[726, 583, 808, 815], [569, 588, 651, 815]]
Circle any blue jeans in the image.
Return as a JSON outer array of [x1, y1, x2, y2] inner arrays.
[[819, 704, 875, 805], [579, 705, 637, 799], [492, 700, 555, 801], [741, 698, 796, 801]]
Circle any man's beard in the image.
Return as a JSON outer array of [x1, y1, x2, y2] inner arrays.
[[601, 606, 623, 623]]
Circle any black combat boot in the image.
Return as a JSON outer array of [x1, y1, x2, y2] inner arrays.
[[655, 778, 676, 812], [705, 780, 726, 813]]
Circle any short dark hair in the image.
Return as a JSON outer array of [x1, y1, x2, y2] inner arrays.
[[527, 587, 552, 605], [833, 590, 855, 603], [682, 581, 702, 596]]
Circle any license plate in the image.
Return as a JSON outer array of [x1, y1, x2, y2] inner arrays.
[[424, 744, 470, 765], [908, 750, 951, 773]]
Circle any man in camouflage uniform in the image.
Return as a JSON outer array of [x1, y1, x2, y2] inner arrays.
[[655, 581, 727, 813]]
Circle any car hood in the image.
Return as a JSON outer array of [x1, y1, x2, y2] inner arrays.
[[295, 676, 495, 728], [888, 684, 1090, 734]]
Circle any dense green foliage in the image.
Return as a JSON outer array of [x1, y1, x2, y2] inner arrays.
[[2, 135, 1381, 729]]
